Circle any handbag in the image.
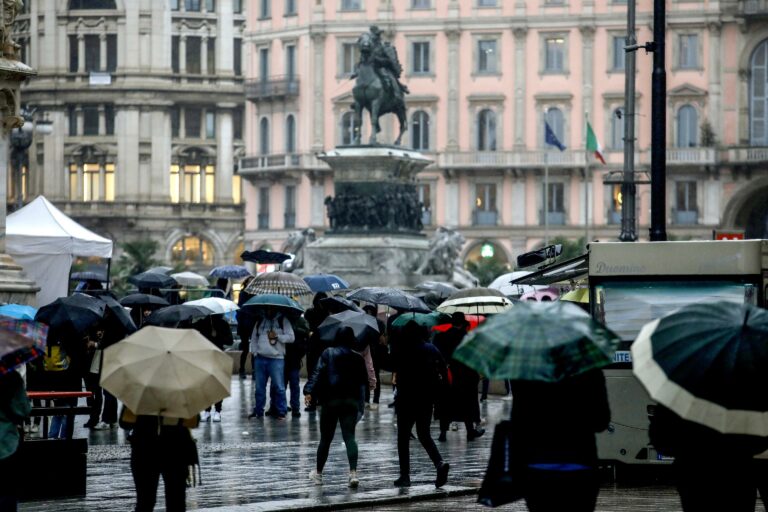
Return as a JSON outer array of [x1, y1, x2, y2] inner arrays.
[[477, 420, 526, 507], [89, 349, 102, 374]]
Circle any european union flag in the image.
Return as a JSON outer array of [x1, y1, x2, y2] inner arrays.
[[545, 121, 566, 151]]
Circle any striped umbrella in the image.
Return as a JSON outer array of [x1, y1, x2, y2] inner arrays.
[[244, 271, 312, 297], [0, 319, 48, 375], [453, 301, 620, 382], [632, 302, 768, 436]]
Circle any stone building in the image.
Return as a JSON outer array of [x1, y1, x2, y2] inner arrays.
[[241, 0, 768, 271], [13, 0, 246, 269]]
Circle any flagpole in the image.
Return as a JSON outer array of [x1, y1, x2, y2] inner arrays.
[[543, 110, 549, 246], [584, 112, 591, 247]]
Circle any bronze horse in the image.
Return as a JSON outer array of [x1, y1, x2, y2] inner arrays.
[[351, 32, 407, 146]]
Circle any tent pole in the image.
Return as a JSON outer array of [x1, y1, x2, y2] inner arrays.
[[106, 258, 112, 291]]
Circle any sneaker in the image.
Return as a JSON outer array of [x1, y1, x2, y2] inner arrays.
[[450, 423, 459, 431], [212, 411, 222, 423], [248, 412, 263, 419], [292, 411, 301, 418], [23, 424, 30, 434], [393, 475, 411, 487], [239, 371, 246, 379], [30, 424, 39, 434], [93, 421, 110, 430], [83, 420, 98, 429], [467, 428, 486, 441], [309, 470, 323, 485], [304, 405, 316, 412], [435, 462, 450, 488], [502, 394, 513, 401], [369, 403, 379, 411], [349, 470, 359, 488], [201, 411, 211, 422]]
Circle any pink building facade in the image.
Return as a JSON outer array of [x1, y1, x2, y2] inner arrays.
[[241, 0, 767, 269]]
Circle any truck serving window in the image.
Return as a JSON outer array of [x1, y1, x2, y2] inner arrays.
[[594, 281, 756, 342]]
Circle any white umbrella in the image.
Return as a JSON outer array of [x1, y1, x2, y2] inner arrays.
[[171, 271, 210, 288], [489, 271, 546, 297], [185, 297, 239, 315], [436, 295, 513, 315], [100, 326, 231, 418]]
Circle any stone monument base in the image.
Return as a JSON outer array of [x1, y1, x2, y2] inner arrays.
[[0, 253, 39, 306], [303, 235, 431, 288]]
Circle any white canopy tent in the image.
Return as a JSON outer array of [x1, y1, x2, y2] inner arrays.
[[6, 196, 113, 307]]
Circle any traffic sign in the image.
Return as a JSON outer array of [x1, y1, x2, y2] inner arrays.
[[713, 230, 745, 241]]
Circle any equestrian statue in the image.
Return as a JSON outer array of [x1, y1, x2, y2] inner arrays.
[[351, 26, 409, 146]]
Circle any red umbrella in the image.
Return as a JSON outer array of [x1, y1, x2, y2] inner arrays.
[[432, 314, 486, 333]]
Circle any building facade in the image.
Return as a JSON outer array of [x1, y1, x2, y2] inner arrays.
[[14, 0, 246, 269], [241, 0, 768, 270]]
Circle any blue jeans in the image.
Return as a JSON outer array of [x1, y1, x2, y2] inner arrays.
[[253, 356, 286, 417], [269, 367, 300, 413]]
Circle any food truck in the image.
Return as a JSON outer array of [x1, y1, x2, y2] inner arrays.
[[511, 240, 768, 467], [589, 240, 768, 465]]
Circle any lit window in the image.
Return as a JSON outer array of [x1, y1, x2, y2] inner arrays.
[[83, 163, 100, 201], [105, 164, 115, 201], [172, 236, 214, 267], [170, 165, 180, 203], [232, 175, 242, 204]]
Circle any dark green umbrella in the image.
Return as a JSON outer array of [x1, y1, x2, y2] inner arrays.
[[632, 301, 768, 436], [391, 311, 450, 330], [453, 301, 620, 382], [242, 294, 304, 316]]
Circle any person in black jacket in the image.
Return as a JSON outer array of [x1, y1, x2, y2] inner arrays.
[[304, 327, 368, 488], [392, 321, 450, 488], [196, 314, 233, 422], [509, 369, 610, 512], [650, 405, 767, 512], [236, 277, 255, 379], [303, 292, 329, 412]]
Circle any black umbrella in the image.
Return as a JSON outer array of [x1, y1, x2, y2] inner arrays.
[[145, 266, 173, 275], [415, 281, 459, 300], [240, 249, 291, 265], [35, 294, 106, 335], [70, 271, 109, 283], [119, 294, 170, 309], [347, 287, 431, 313], [320, 296, 363, 314], [128, 271, 177, 289], [98, 295, 137, 339], [317, 310, 380, 350], [144, 305, 212, 328]]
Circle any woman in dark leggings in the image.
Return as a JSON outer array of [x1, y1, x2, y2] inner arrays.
[[304, 327, 368, 488]]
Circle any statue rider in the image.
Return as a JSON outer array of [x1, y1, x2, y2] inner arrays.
[[354, 25, 410, 104]]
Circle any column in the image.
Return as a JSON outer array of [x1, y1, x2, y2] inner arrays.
[[76, 107, 83, 135], [216, 0, 234, 75], [444, 174, 460, 225], [512, 178, 526, 225], [124, 2, 140, 71], [580, 26, 595, 129], [707, 23, 722, 134], [216, 106, 234, 203], [180, 35, 187, 74], [151, 0, 171, 72], [40, 0, 57, 71], [513, 27, 527, 149], [77, 34, 85, 73], [117, 106, 140, 202], [311, 29, 325, 151], [446, 27, 460, 151], [738, 70, 750, 145], [201, 36, 208, 75], [99, 33, 107, 71], [98, 105, 106, 135], [310, 178, 325, 226], [703, 178, 721, 225], [150, 106, 172, 200], [42, 110, 66, 201], [0, 135, 8, 248]]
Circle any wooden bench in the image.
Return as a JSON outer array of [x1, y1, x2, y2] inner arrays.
[[27, 391, 92, 440]]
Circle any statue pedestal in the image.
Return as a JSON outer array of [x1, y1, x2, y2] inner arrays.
[[304, 234, 429, 288], [302, 146, 433, 288]]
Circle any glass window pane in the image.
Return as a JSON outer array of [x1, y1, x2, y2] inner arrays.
[[83, 106, 99, 135], [84, 35, 100, 72], [233, 38, 242, 76], [105, 164, 115, 201], [205, 167, 215, 204], [232, 176, 241, 204], [69, 165, 78, 201], [105, 104, 115, 135], [207, 38, 216, 74], [260, 118, 270, 154], [69, 35, 79, 72], [186, 37, 202, 74], [206, 111, 216, 139], [613, 36, 625, 70], [170, 165, 180, 203], [107, 34, 117, 72], [172, 36, 180, 73], [186, 107, 202, 138]]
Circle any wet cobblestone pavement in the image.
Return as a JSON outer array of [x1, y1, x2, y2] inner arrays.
[[20, 376, 496, 511], [21, 377, 760, 512]]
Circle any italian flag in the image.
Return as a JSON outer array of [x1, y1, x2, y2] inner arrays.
[[586, 121, 606, 165]]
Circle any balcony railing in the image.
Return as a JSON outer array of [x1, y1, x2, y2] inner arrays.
[[665, 148, 717, 165], [421, 209, 432, 227], [540, 210, 566, 226], [727, 146, 768, 163], [284, 212, 296, 229], [740, 0, 768, 15], [239, 153, 324, 175], [439, 150, 586, 169], [473, 210, 498, 226], [245, 76, 299, 102]]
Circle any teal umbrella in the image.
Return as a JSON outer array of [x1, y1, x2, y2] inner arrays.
[[391, 311, 450, 330], [243, 294, 304, 315], [453, 301, 620, 382]]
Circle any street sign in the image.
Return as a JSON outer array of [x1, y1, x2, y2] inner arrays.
[[713, 230, 745, 241]]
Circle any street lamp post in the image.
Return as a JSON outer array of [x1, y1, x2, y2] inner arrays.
[[9, 109, 52, 210]]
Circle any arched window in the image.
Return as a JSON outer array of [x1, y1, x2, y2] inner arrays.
[[411, 110, 430, 151], [259, 117, 270, 155], [676, 105, 698, 148], [285, 115, 296, 153], [171, 236, 214, 267], [477, 109, 497, 151], [340, 111, 359, 146], [545, 107, 565, 145], [750, 39, 768, 146], [611, 108, 625, 150], [69, 0, 116, 8]]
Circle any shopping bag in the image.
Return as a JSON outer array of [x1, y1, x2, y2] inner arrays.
[[478, 420, 525, 507]]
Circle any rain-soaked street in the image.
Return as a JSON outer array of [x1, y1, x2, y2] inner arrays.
[[19, 377, 766, 512]]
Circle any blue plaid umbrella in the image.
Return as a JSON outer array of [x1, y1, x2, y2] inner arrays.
[[303, 274, 350, 292], [209, 265, 252, 279]]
